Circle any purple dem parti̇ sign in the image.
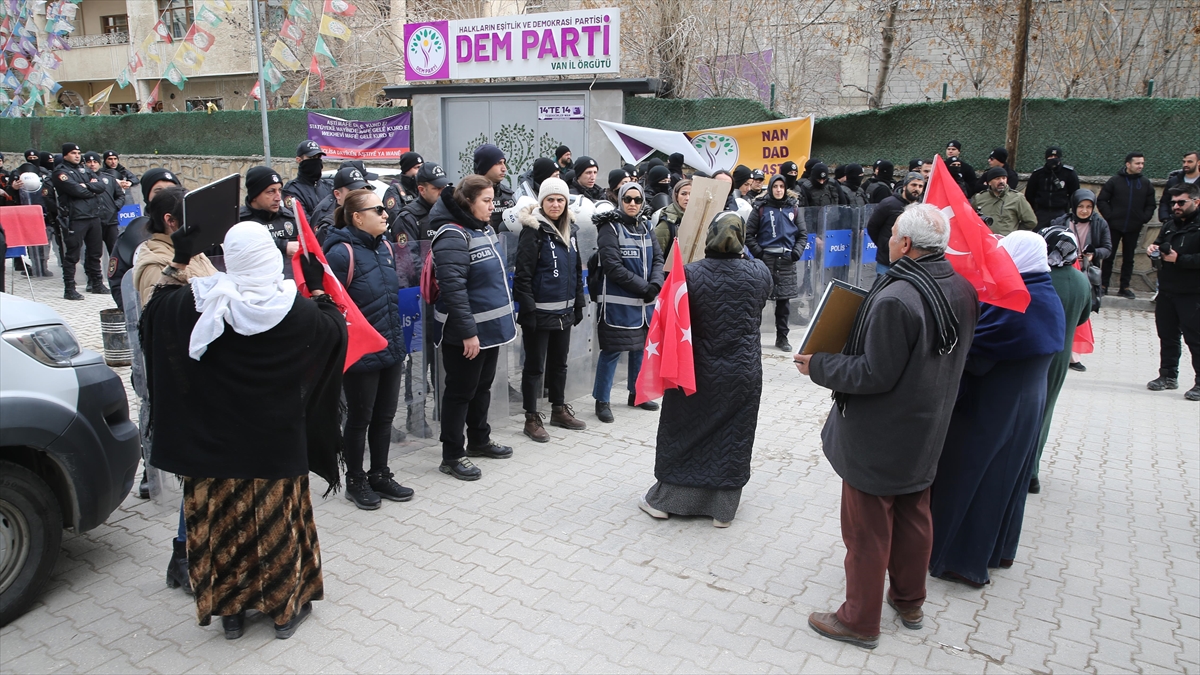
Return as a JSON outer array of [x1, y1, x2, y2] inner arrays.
[[403, 8, 620, 82], [307, 112, 412, 160]]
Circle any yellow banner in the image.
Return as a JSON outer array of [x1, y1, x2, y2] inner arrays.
[[687, 116, 813, 177]]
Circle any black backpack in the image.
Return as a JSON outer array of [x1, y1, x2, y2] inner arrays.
[[586, 249, 603, 302]]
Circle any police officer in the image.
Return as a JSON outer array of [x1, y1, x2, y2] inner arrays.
[[55, 143, 108, 299], [84, 151, 125, 267], [568, 155, 606, 202], [863, 160, 895, 204], [747, 174, 807, 352], [313, 165, 374, 242], [1024, 146, 1081, 228], [393, 162, 450, 244], [241, 166, 300, 263], [282, 140, 333, 217], [799, 162, 848, 206], [383, 151, 423, 223], [945, 140, 977, 195], [101, 150, 139, 198], [473, 143, 516, 231], [108, 168, 183, 310]]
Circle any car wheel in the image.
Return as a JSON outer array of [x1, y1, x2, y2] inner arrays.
[[0, 460, 63, 627]]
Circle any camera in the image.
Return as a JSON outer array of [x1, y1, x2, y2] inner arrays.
[[1160, 241, 1173, 256]]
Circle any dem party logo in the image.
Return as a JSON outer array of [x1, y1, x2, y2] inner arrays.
[[405, 23, 449, 80], [691, 133, 739, 172]]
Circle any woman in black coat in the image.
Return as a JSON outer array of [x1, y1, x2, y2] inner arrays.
[[513, 177, 587, 443], [592, 182, 665, 423], [639, 212, 773, 527], [324, 188, 412, 510]]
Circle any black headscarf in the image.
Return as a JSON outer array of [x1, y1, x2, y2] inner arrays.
[[765, 175, 790, 207], [1040, 225, 1080, 268]]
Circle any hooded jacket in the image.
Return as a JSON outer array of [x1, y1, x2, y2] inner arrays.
[[1049, 189, 1113, 261], [513, 203, 585, 331], [1153, 207, 1200, 295], [1097, 168, 1157, 232], [323, 223, 406, 372]]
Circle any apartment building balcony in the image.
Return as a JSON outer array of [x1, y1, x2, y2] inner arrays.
[[57, 32, 130, 84]]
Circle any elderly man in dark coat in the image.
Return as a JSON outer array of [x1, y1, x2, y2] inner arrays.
[[794, 203, 979, 649], [638, 212, 773, 527]]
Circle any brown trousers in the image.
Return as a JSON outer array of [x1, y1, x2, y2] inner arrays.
[[836, 481, 932, 636]]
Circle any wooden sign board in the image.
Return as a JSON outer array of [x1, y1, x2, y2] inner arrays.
[[665, 176, 732, 272]]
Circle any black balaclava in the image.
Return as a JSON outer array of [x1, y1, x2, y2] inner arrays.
[[810, 162, 829, 184], [844, 164, 864, 191], [668, 153, 684, 173], [780, 161, 799, 191], [874, 160, 894, 182], [298, 156, 323, 183], [802, 158, 820, 180], [38, 152, 54, 171]]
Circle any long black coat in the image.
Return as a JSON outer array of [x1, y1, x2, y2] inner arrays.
[[653, 255, 773, 489]]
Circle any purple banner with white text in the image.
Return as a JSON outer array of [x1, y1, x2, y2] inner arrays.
[[307, 112, 412, 160]]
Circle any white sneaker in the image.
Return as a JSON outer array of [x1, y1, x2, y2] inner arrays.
[[713, 519, 732, 528], [638, 497, 668, 519]]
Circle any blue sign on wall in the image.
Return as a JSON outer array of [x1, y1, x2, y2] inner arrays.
[[117, 205, 142, 228], [824, 229, 852, 267], [800, 233, 817, 261]]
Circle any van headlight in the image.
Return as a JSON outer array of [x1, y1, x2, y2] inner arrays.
[[3, 325, 82, 367]]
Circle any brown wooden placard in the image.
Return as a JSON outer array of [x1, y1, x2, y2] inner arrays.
[[665, 176, 732, 272]]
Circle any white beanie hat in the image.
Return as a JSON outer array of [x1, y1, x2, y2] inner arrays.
[[538, 176, 569, 205]]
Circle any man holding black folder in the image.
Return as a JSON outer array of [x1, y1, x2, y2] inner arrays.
[[794, 203, 978, 649]]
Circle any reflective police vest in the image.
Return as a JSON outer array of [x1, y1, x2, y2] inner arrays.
[[433, 223, 517, 349], [757, 203, 801, 254], [601, 222, 654, 329], [531, 225, 578, 316]]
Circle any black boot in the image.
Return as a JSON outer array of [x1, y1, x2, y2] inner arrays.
[[368, 468, 414, 502], [595, 400, 614, 423], [345, 473, 381, 510], [166, 539, 193, 594], [222, 612, 245, 640], [64, 284, 83, 301], [136, 471, 150, 499]]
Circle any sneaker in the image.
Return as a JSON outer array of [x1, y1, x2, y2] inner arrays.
[[1068, 361, 1086, 372], [628, 393, 660, 411], [595, 400, 614, 423], [775, 335, 792, 352], [466, 441, 513, 459], [523, 412, 550, 443], [1118, 288, 1136, 299], [1186, 385, 1200, 402], [638, 497, 668, 519], [64, 288, 84, 301], [1147, 376, 1179, 391], [368, 468, 414, 502], [440, 457, 482, 481], [550, 404, 587, 430], [344, 474, 381, 510]]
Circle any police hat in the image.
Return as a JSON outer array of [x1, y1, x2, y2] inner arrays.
[[103, 150, 119, 160], [296, 140, 324, 158], [83, 151, 103, 163], [337, 160, 378, 181], [400, 151, 424, 173], [333, 166, 372, 191], [62, 143, 80, 155], [416, 162, 450, 188]]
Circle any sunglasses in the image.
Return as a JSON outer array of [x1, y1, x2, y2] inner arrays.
[[622, 196, 644, 204], [356, 205, 387, 216], [1170, 199, 1194, 206]]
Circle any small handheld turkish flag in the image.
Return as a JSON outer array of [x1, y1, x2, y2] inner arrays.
[[924, 155, 1030, 312], [290, 202, 388, 371], [635, 241, 696, 404]]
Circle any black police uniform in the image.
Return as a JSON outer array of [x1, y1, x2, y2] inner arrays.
[[55, 159, 108, 292], [1025, 161, 1081, 229], [282, 174, 332, 218], [383, 174, 418, 223], [239, 203, 299, 258]]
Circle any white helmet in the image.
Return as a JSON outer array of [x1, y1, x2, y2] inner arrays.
[[572, 195, 595, 225], [18, 172, 41, 192], [735, 196, 752, 223], [588, 200, 614, 227], [501, 195, 537, 233]]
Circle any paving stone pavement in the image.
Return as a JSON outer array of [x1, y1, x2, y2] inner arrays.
[[1, 269, 1197, 674]]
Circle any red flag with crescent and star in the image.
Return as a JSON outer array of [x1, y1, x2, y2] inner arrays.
[[924, 155, 1030, 312], [635, 241, 696, 405]]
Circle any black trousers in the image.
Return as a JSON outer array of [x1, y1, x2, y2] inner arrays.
[[1155, 292, 1200, 385], [102, 223, 119, 264], [342, 361, 404, 478], [521, 326, 572, 413], [440, 343, 498, 462], [63, 217, 104, 286], [775, 299, 791, 336], [1101, 227, 1142, 291]]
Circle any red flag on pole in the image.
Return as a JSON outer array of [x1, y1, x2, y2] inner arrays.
[[309, 55, 325, 91], [635, 241, 696, 405], [289, 202, 389, 371], [924, 155, 1030, 312]]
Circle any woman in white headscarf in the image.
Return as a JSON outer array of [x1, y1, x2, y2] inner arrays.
[[140, 222, 347, 641], [929, 230, 1066, 588]]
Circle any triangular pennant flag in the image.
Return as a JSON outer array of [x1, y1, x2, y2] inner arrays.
[[263, 60, 284, 91], [144, 80, 160, 110], [164, 62, 186, 89], [270, 39, 301, 70], [128, 50, 143, 72], [0, 56, 6, 74], [280, 17, 305, 44], [309, 55, 324, 90], [313, 34, 337, 66], [194, 3, 222, 28], [116, 67, 130, 88], [184, 23, 215, 52], [142, 33, 161, 63], [153, 20, 173, 43], [249, 79, 260, 100], [318, 14, 351, 41], [323, 0, 356, 17], [216, 0, 234, 12], [179, 41, 206, 70], [287, 0, 313, 22], [10, 52, 31, 76], [87, 82, 113, 109], [287, 76, 308, 108]]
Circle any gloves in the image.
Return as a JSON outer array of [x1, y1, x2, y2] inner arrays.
[[791, 250, 801, 262], [517, 310, 535, 328], [573, 306, 585, 326], [643, 283, 661, 303], [298, 252, 325, 293], [169, 225, 202, 265]]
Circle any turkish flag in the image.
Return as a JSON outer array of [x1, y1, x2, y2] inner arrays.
[[635, 241, 696, 405], [289, 202, 388, 371], [924, 155, 1030, 312]]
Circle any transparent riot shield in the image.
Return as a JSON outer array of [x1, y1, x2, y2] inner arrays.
[[818, 205, 855, 288], [394, 239, 437, 445], [855, 204, 880, 289]]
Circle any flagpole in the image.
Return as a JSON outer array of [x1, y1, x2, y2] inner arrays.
[[251, 0, 272, 166]]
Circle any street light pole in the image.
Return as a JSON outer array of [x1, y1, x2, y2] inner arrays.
[[251, 0, 272, 166]]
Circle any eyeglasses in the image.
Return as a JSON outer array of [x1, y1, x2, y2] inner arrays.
[[622, 196, 643, 204], [356, 205, 387, 216]]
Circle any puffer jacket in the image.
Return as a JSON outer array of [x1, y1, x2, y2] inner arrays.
[[323, 224, 405, 372], [1097, 169, 1157, 232], [1049, 189, 1113, 261], [513, 203, 585, 331], [593, 208, 664, 352]]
